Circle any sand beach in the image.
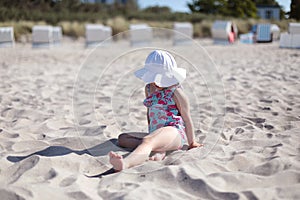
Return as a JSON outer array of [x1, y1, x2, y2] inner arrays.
[[0, 38, 299, 199]]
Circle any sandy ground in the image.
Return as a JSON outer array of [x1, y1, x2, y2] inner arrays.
[[0, 38, 299, 200]]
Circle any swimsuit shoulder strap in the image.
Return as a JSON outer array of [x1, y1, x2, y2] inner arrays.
[[170, 84, 182, 93], [164, 84, 181, 100]]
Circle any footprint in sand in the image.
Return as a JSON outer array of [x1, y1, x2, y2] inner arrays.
[[272, 112, 279, 116], [83, 125, 106, 136], [67, 191, 91, 200], [260, 107, 271, 111], [230, 121, 248, 127], [245, 117, 266, 124], [245, 125, 255, 130], [0, 130, 19, 138], [79, 119, 91, 125], [4, 155, 39, 184], [0, 189, 25, 200], [248, 159, 284, 176], [234, 128, 244, 134], [44, 168, 57, 180], [264, 124, 274, 130], [260, 99, 273, 104], [59, 175, 77, 187], [46, 119, 74, 131], [177, 172, 240, 200]]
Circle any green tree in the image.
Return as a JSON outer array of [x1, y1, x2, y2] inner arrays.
[[187, 0, 226, 14], [290, 0, 300, 20], [143, 6, 171, 13], [0, 0, 139, 22], [187, 0, 257, 18], [227, 0, 257, 18], [253, 0, 279, 5]]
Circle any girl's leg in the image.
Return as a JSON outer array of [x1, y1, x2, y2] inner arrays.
[[109, 126, 181, 171], [119, 133, 166, 161], [117, 133, 147, 149], [149, 151, 166, 161]]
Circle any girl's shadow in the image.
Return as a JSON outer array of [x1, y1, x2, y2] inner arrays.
[[6, 138, 132, 178]]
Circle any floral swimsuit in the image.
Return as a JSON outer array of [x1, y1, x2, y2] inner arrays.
[[143, 84, 187, 148]]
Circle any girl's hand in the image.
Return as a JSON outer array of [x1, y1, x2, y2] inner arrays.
[[188, 141, 203, 150]]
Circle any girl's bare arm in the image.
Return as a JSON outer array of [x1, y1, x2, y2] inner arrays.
[[145, 85, 150, 125], [174, 88, 202, 149]]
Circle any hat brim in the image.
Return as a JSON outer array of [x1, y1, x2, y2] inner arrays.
[[134, 67, 186, 87]]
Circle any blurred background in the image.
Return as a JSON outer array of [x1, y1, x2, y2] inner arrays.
[[0, 0, 299, 41]]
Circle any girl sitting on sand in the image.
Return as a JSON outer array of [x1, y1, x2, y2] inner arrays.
[[109, 50, 202, 171]]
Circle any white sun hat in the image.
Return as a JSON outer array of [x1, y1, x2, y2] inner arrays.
[[134, 50, 186, 87]]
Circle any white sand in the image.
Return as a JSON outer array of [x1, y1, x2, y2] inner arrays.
[[0, 38, 299, 200]]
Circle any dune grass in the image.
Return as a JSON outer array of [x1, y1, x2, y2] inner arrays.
[[0, 16, 296, 42]]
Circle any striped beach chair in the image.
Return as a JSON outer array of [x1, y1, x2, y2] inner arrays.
[[256, 24, 272, 43]]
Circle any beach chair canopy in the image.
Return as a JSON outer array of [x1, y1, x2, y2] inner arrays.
[[280, 23, 300, 49], [32, 25, 53, 43], [271, 24, 280, 32], [279, 32, 292, 48], [85, 24, 112, 47], [291, 34, 300, 48], [173, 22, 193, 39], [0, 26, 15, 47], [289, 23, 300, 34], [212, 20, 238, 40], [130, 24, 152, 45], [52, 26, 62, 43], [256, 24, 272, 42], [86, 24, 110, 42], [271, 24, 280, 40], [280, 32, 300, 49], [0, 27, 14, 43], [102, 26, 112, 39]]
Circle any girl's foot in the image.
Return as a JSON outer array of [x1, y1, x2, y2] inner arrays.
[[109, 151, 126, 171], [149, 151, 166, 161]]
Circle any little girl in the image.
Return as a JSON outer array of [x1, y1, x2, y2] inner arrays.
[[109, 50, 202, 171]]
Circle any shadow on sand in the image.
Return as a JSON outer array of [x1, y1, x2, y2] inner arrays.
[[6, 138, 131, 177]]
